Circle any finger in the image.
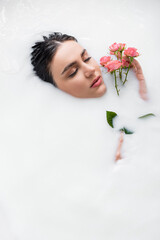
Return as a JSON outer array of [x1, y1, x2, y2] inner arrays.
[[115, 152, 121, 161], [140, 91, 148, 101], [132, 59, 143, 74], [139, 86, 148, 101], [137, 73, 145, 81], [139, 80, 148, 100]]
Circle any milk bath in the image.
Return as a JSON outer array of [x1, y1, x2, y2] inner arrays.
[[0, 0, 160, 239]]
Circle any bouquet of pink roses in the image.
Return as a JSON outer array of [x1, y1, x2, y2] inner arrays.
[[100, 43, 139, 95]]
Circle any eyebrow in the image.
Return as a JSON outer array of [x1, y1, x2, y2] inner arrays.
[[61, 49, 86, 75]]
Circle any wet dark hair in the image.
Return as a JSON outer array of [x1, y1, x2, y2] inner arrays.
[[31, 32, 77, 87]]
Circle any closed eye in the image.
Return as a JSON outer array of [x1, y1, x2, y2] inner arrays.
[[68, 68, 78, 78], [68, 57, 91, 78]]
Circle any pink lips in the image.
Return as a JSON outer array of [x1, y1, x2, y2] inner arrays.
[[90, 76, 102, 88]]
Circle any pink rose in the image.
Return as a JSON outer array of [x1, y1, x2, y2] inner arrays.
[[122, 59, 130, 68], [100, 56, 111, 66], [116, 52, 122, 59], [110, 51, 121, 59], [105, 60, 122, 72], [118, 43, 126, 51], [109, 43, 126, 52], [109, 42, 120, 52], [124, 47, 139, 57], [110, 51, 114, 55]]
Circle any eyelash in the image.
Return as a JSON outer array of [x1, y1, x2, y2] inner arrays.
[[84, 57, 91, 62], [68, 57, 92, 78]]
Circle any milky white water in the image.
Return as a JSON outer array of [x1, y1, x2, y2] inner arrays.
[[0, 0, 160, 239]]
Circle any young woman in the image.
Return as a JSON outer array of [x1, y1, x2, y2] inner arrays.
[[31, 32, 148, 160]]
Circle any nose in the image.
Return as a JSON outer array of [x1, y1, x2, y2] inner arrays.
[[83, 64, 95, 78]]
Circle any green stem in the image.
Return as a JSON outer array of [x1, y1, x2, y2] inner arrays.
[[123, 57, 133, 85], [114, 71, 119, 96], [119, 51, 123, 81], [119, 68, 122, 80]]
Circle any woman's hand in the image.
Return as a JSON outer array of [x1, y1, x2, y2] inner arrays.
[[123, 57, 148, 100], [131, 58, 148, 100]]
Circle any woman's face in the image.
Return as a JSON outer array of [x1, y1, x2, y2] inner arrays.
[[49, 41, 107, 98]]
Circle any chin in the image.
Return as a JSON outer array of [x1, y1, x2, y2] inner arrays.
[[95, 84, 107, 98]]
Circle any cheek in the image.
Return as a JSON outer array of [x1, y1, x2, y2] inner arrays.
[[61, 74, 87, 97], [68, 76, 86, 93]]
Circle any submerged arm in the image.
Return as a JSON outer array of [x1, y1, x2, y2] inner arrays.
[[115, 131, 124, 161]]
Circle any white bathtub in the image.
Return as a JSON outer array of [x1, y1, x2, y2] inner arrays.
[[0, 0, 160, 239]]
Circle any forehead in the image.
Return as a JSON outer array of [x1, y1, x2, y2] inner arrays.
[[51, 41, 84, 71], [56, 40, 83, 60]]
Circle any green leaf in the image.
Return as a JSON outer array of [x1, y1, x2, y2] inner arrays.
[[106, 111, 117, 128], [120, 127, 134, 135], [138, 113, 155, 119]]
